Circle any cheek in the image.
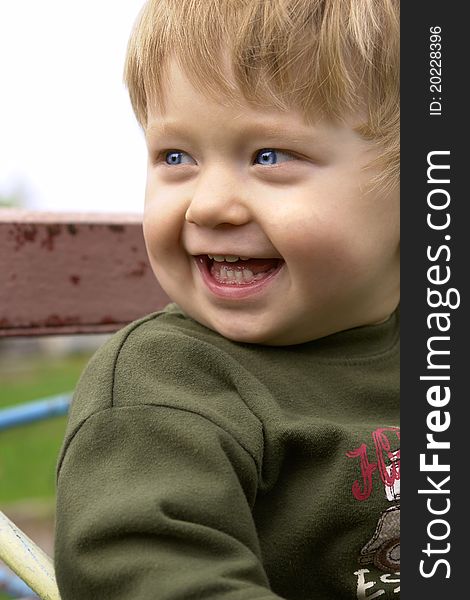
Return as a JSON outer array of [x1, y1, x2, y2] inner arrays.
[[144, 193, 188, 258], [281, 218, 383, 287], [275, 211, 354, 261]]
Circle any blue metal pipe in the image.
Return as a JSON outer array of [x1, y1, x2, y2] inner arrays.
[[0, 394, 71, 431], [0, 563, 38, 598]]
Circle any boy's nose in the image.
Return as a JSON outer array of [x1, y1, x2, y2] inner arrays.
[[184, 170, 251, 228]]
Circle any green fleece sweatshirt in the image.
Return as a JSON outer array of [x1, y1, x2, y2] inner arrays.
[[54, 303, 400, 600]]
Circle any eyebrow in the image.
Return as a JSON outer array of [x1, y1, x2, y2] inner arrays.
[[145, 119, 318, 146]]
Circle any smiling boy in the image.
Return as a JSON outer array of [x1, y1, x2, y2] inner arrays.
[[55, 1, 400, 599]]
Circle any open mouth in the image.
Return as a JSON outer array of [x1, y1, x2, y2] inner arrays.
[[196, 254, 283, 285]]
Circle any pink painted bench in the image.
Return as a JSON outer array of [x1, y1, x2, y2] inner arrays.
[[0, 209, 170, 337]]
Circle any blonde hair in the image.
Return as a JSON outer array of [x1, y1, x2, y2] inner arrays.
[[124, 0, 399, 188]]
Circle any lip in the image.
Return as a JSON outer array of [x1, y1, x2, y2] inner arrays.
[[193, 255, 284, 299]]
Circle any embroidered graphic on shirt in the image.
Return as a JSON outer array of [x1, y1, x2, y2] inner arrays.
[[347, 427, 400, 574], [357, 457, 400, 573], [354, 568, 400, 598]]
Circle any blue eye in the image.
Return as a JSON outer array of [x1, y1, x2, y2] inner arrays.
[[164, 151, 194, 165], [254, 149, 294, 165]]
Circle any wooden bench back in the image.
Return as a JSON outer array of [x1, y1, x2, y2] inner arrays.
[[0, 210, 170, 337]]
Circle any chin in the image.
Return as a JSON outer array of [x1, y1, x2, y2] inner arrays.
[[201, 313, 276, 346], [213, 323, 268, 345]]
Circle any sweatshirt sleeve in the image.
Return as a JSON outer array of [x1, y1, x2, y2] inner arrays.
[[54, 317, 283, 599]]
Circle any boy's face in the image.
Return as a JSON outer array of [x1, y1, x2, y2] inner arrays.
[[143, 61, 399, 345]]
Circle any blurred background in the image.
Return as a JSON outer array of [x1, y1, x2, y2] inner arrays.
[[1, 2, 148, 596], [0, 0, 146, 213]]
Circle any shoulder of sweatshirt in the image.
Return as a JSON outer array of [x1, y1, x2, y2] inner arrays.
[[61, 303, 267, 468]]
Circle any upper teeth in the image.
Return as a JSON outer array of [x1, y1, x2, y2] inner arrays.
[[208, 254, 251, 262]]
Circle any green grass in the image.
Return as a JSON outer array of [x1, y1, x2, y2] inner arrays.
[[0, 352, 94, 504], [0, 353, 93, 410]]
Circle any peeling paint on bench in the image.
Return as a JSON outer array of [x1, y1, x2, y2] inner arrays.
[[0, 210, 170, 336]]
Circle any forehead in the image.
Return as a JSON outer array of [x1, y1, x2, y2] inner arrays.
[[144, 59, 367, 152], [146, 56, 313, 129], [149, 61, 293, 129]]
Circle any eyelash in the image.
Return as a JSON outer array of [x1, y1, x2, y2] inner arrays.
[[155, 148, 298, 167]]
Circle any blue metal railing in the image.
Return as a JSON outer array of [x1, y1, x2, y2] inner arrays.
[[0, 395, 71, 431]]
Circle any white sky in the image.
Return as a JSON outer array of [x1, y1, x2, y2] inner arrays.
[[0, 0, 147, 213]]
